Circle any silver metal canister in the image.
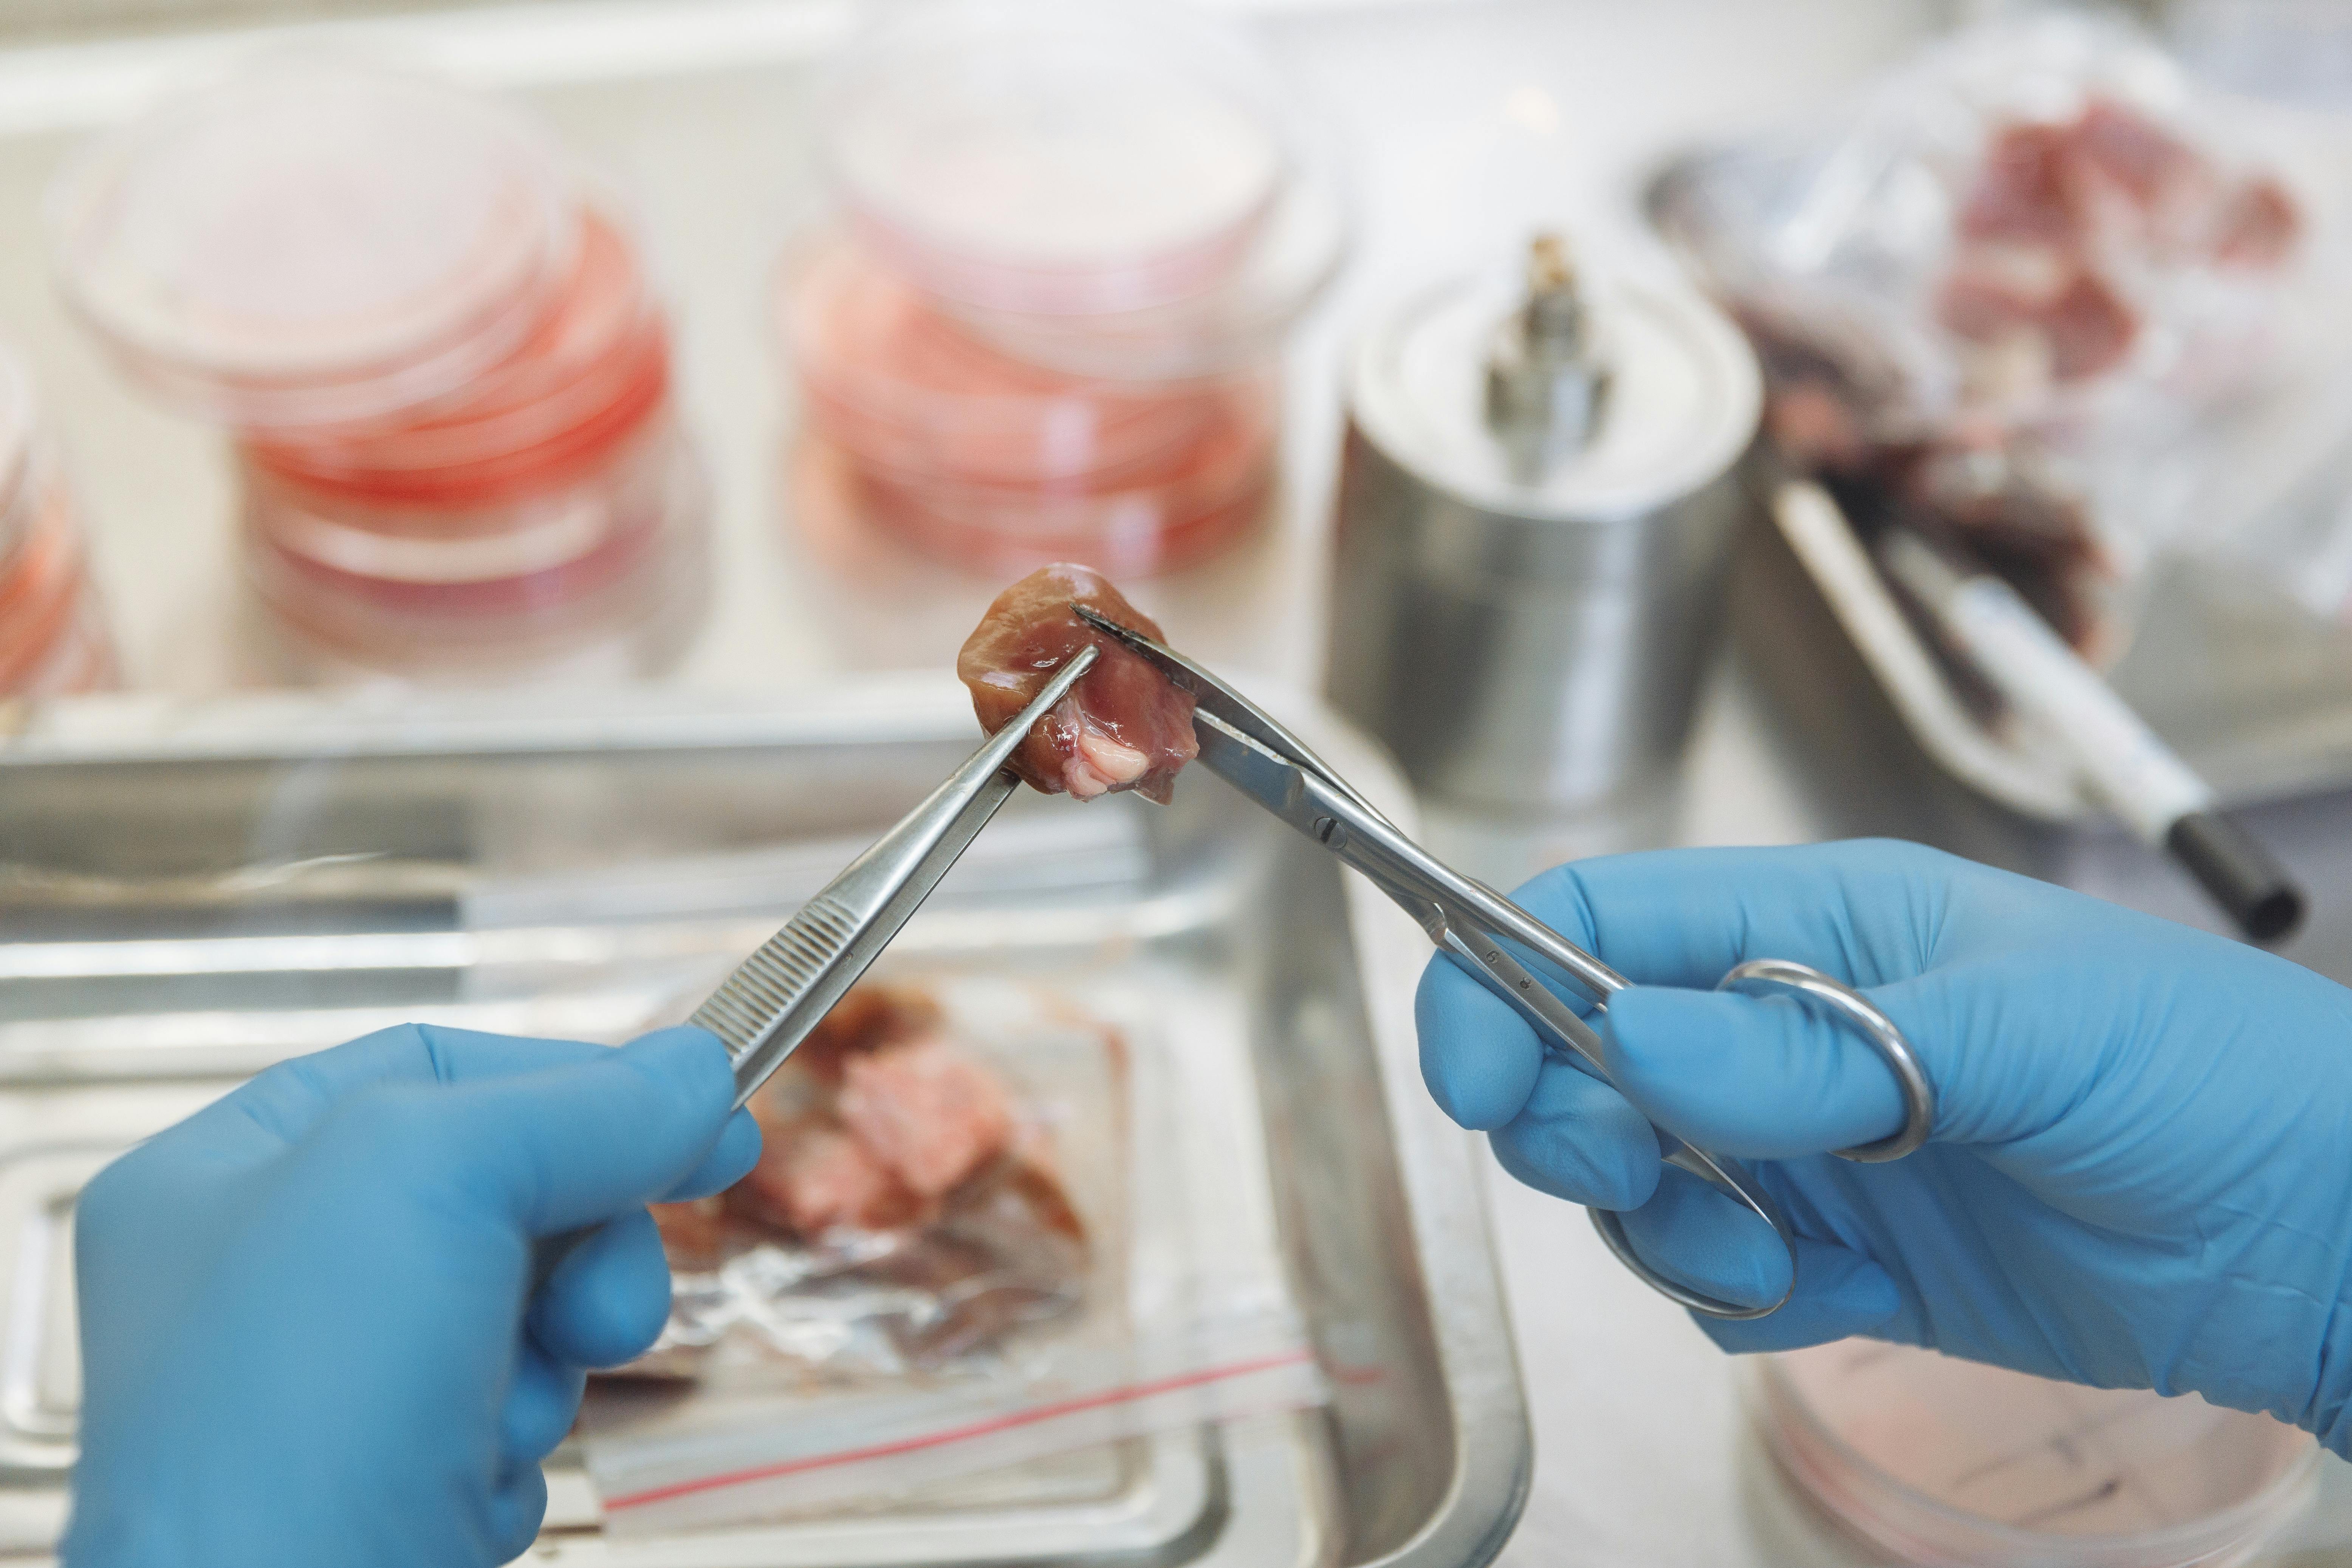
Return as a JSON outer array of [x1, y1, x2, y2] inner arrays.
[[1325, 238, 1762, 825]]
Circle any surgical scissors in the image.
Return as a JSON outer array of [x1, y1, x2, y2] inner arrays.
[[1075, 605, 1935, 1320]]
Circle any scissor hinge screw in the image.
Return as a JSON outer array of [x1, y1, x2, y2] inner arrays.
[[1313, 816, 1349, 850]]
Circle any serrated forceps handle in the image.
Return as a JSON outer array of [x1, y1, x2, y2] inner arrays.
[[693, 647, 1099, 1108]]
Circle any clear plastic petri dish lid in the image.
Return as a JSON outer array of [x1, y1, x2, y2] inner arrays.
[[818, 0, 1298, 317], [1759, 1341, 2318, 1568], [946, 138, 1350, 379], [46, 54, 575, 430]]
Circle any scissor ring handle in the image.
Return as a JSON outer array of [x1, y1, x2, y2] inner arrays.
[[1717, 958, 1935, 1164], [1587, 1143, 1797, 1321]]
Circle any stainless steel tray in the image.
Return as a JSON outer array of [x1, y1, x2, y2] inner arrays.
[[0, 676, 1528, 1565]]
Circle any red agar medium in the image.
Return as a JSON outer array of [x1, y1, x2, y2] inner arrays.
[[788, 240, 1243, 483], [782, 235, 1279, 576], [233, 203, 695, 675], [244, 444, 708, 680], [244, 211, 670, 506], [0, 350, 115, 697], [777, 0, 1322, 580], [0, 500, 92, 690]]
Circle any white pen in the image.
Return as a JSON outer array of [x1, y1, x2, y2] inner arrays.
[[1880, 531, 2304, 944]]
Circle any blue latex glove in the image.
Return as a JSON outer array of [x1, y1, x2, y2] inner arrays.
[[63, 1022, 759, 1568], [1417, 839, 2352, 1452]]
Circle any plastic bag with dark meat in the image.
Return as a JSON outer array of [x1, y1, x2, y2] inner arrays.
[[1740, 309, 2111, 656], [627, 981, 1097, 1381], [957, 562, 1198, 803]]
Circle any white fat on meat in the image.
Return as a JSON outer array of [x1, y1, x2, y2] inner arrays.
[[1061, 721, 1152, 800]]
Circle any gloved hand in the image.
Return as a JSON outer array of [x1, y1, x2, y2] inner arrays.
[[63, 1022, 759, 1568], [1417, 839, 2352, 1451]]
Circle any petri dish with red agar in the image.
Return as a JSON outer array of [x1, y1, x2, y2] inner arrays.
[[818, 0, 1295, 319], [1754, 1340, 2318, 1568], [780, 0, 1343, 579], [0, 350, 116, 699], [46, 57, 707, 684], [49, 61, 574, 432]]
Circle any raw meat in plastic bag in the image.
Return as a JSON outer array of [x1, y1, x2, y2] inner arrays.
[[581, 966, 1324, 1535], [957, 562, 1197, 803], [620, 980, 1093, 1382], [1651, 15, 2321, 653]]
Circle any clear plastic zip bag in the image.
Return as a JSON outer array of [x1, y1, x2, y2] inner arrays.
[[577, 972, 1324, 1534], [1651, 13, 2341, 657]]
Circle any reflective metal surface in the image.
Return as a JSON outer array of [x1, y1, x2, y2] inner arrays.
[[1326, 263, 1761, 820], [0, 677, 1528, 1565], [694, 647, 1098, 1106]]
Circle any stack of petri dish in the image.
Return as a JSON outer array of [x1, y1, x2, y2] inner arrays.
[[779, 0, 1345, 579], [0, 350, 114, 699], [1754, 1340, 2318, 1568], [0, 353, 115, 700], [46, 59, 706, 684]]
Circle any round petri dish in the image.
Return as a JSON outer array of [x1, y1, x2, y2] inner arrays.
[[817, 0, 1294, 317], [242, 408, 680, 590], [807, 376, 1276, 578], [244, 430, 708, 683], [47, 56, 574, 430], [0, 351, 41, 555], [782, 235, 1260, 488], [1756, 1341, 2318, 1568], [244, 207, 670, 505], [13, 593, 117, 696], [0, 350, 114, 697], [945, 131, 1350, 379], [0, 480, 102, 695]]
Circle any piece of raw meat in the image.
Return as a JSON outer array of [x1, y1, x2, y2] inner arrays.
[[791, 983, 942, 1083], [2211, 177, 2301, 269], [2069, 98, 2206, 213], [657, 981, 1080, 1249], [730, 1111, 931, 1234], [2036, 271, 2137, 382], [613, 981, 1103, 1388], [1962, 123, 2093, 247], [837, 1034, 1016, 1199], [1738, 310, 2110, 655], [1936, 249, 2140, 386], [957, 562, 1198, 803]]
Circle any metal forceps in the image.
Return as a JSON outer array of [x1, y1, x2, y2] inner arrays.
[[1075, 606, 1936, 1320], [686, 645, 1102, 1110]]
